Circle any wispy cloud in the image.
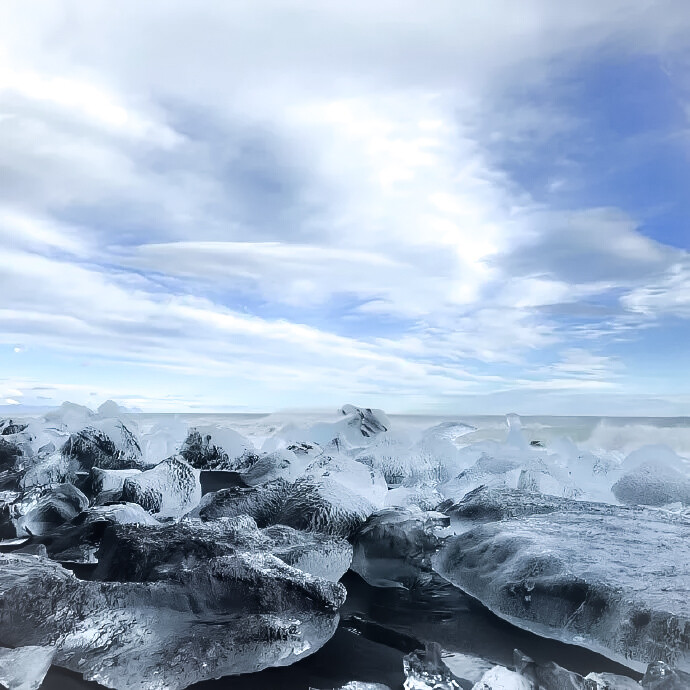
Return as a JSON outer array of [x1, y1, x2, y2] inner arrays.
[[1, 1, 689, 412]]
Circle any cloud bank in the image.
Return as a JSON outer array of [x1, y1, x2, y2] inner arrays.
[[1, 1, 689, 413]]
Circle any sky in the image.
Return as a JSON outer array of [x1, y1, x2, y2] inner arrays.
[[1, 1, 689, 415]]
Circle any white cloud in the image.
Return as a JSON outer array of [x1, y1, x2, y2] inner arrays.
[[621, 260, 690, 317], [0, 1, 688, 411]]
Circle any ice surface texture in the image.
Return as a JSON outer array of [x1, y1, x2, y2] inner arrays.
[[0, 539, 346, 689], [3, 404, 690, 689], [194, 453, 386, 537], [1, 482, 88, 537], [93, 514, 352, 583], [0, 645, 55, 690], [433, 487, 690, 672], [351, 507, 449, 588], [121, 455, 201, 518]]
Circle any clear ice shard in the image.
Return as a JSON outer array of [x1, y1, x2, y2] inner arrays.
[[403, 642, 461, 689], [350, 506, 448, 588], [0, 542, 346, 689], [0, 645, 55, 690], [433, 487, 690, 672]]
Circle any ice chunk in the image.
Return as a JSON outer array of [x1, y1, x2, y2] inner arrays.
[[0, 551, 345, 690], [620, 445, 690, 473], [138, 417, 188, 465], [121, 455, 201, 518], [403, 642, 462, 689], [513, 649, 585, 689], [195, 465, 382, 539], [641, 661, 690, 688], [19, 450, 77, 489], [585, 671, 641, 688], [0, 419, 29, 436], [471, 666, 533, 690], [384, 483, 444, 511], [505, 414, 528, 449], [421, 421, 477, 444], [179, 425, 254, 469], [90, 466, 142, 502], [612, 460, 690, 507], [305, 454, 388, 508], [43, 401, 95, 432], [441, 653, 495, 685], [302, 405, 390, 449], [94, 515, 352, 583], [357, 433, 459, 487], [0, 438, 26, 491], [339, 404, 390, 437], [433, 489, 690, 672], [96, 399, 131, 418], [441, 453, 523, 502], [61, 420, 144, 471], [190, 479, 291, 526], [0, 437, 24, 471], [279, 475, 376, 538], [238, 448, 311, 486], [351, 507, 448, 588], [3, 483, 88, 537], [44, 502, 159, 563], [262, 523, 353, 582], [0, 645, 55, 690]]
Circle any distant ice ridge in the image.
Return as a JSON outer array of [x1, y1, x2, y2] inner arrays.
[[2, 401, 690, 688]]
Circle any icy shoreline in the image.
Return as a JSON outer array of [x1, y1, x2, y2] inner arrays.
[[1, 402, 689, 689]]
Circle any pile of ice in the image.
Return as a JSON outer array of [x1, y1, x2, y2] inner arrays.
[[1, 401, 690, 688]]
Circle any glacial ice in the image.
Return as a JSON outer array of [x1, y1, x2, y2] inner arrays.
[[513, 649, 593, 688], [351, 507, 448, 588], [3, 404, 690, 689], [280, 404, 390, 450], [402, 642, 461, 689], [279, 474, 378, 537], [40, 502, 159, 563], [62, 420, 145, 471], [585, 671, 642, 688], [121, 455, 201, 518], [433, 488, 690, 672], [0, 547, 345, 690], [641, 661, 690, 688], [2, 483, 89, 537], [194, 455, 387, 538], [179, 425, 254, 469], [90, 466, 143, 502], [0, 645, 55, 690], [93, 515, 352, 583], [612, 447, 690, 506], [191, 479, 292, 525], [471, 665, 533, 690]]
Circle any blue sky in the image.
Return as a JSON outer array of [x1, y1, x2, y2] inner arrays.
[[1, 1, 689, 414]]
